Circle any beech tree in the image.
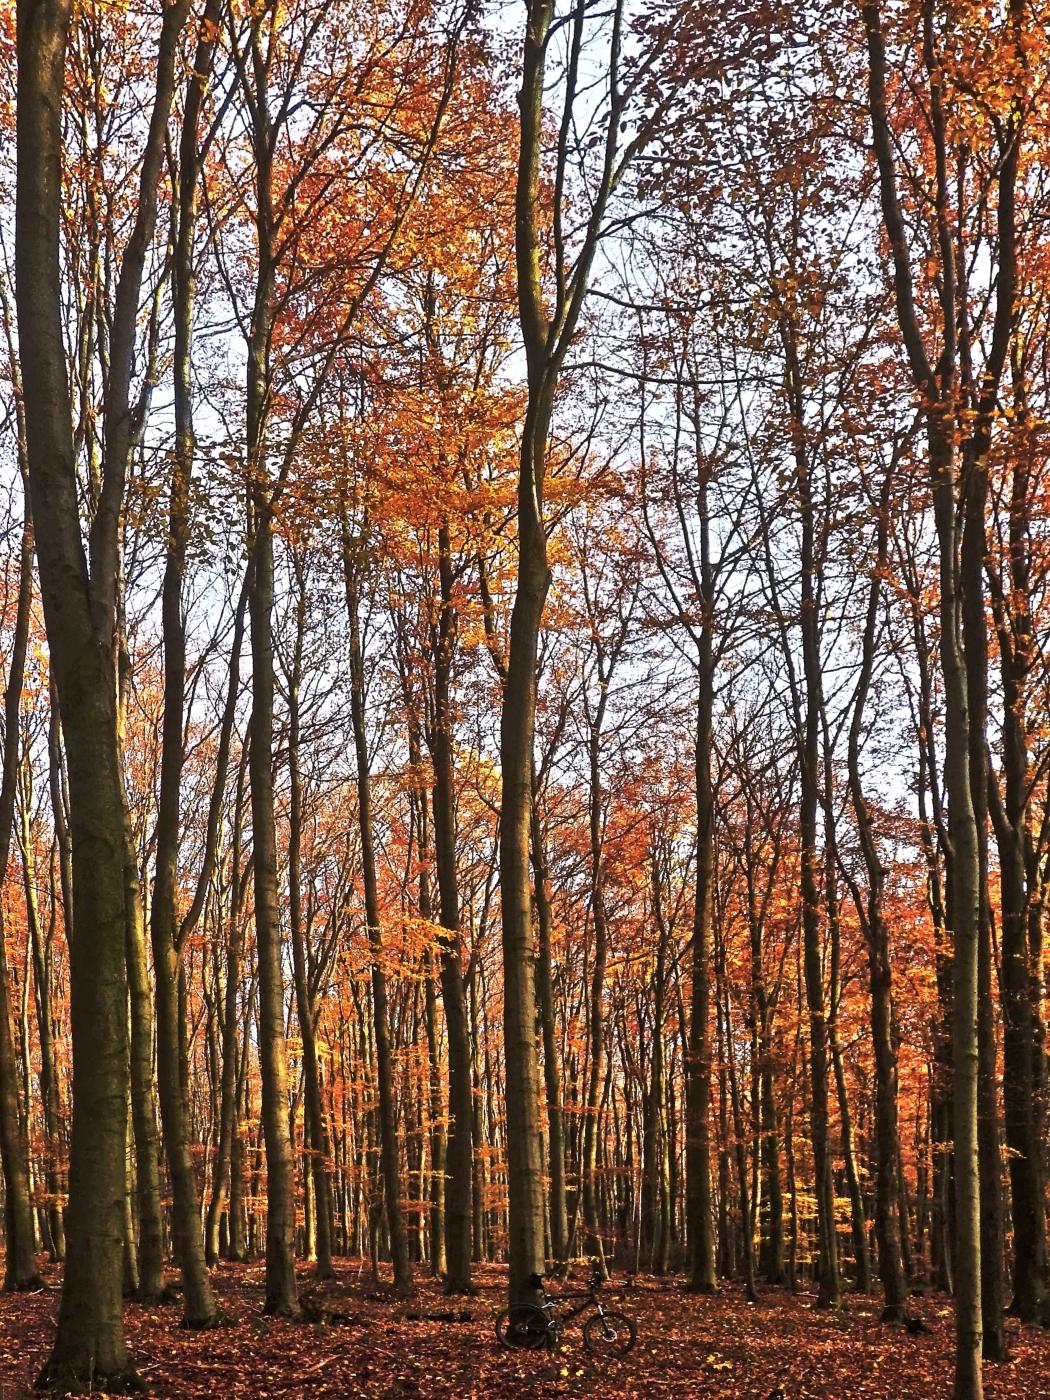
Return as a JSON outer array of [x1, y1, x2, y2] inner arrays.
[[15, 0, 188, 1383]]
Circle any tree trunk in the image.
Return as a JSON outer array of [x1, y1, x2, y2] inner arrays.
[[248, 514, 299, 1316], [19, 773, 66, 1260], [0, 503, 42, 1292], [121, 831, 166, 1303], [687, 459, 718, 1293], [531, 784, 568, 1266], [206, 757, 248, 1265], [826, 851, 870, 1295], [582, 686, 612, 1278], [428, 525, 474, 1292], [844, 470, 908, 1320], [790, 329, 839, 1310], [962, 441, 1007, 1362], [343, 522, 412, 1295], [990, 536, 1048, 1322], [287, 558, 334, 1280]]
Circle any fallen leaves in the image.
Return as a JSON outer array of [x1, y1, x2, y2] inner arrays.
[[2, 1263, 1048, 1398]]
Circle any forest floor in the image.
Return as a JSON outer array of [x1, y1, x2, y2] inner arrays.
[[0, 1260, 1048, 1399]]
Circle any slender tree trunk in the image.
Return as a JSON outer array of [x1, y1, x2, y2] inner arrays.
[[961, 442, 1007, 1362], [0, 504, 42, 1292], [115, 617, 166, 1304], [287, 558, 334, 1280], [238, 50, 300, 1303], [423, 954, 447, 1276], [582, 689, 612, 1277], [788, 329, 839, 1309], [500, 386, 551, 1305], [121, 831, 166, 1303], [844, 472, 908, 1321], [343, 521, 412, 1294], [687, 455, 718, 1293], [428, 526, 474, 1292], [642, 855, 671, 1274], [991, 539, 1048, 1321], [19, 777, 66, 1260], [206, 758, 248, 1264], [714, 909, 757, 1299], [531, 784, 568, 1266], [825, 855, 870, 1295], [743, 832, 784, 1287], [248, 512, 299, 1315]]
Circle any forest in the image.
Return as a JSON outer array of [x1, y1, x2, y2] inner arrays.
[[0, 0, 1048, 1396]]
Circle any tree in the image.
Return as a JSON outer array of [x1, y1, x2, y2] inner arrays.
[[503, 0, 664, 1304], [863, 0, 1028, 1388], [15, 0, 188, 1382]]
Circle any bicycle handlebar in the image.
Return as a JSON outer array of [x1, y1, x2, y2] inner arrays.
[[525, 1266, 605, 1290]]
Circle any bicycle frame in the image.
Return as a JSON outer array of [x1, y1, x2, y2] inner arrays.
[[537, 1282, 607, 1327]]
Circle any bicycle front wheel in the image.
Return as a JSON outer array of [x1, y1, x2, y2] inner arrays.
[[583, 1309, 637, 1357], [496, 1303, 551, 1350]]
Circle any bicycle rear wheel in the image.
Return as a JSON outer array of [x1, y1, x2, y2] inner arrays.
[[583, 1309, 637, 1357], [496, 1303, 551, 1350]]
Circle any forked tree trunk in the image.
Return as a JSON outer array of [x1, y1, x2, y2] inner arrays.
[[17, 0, 188, 1383], [146, 0, 226, 1328]]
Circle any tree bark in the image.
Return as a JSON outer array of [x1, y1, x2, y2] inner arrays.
[[428, 525, 474, 1292], [206, 754, 248, 1265], [287, 557, 334, 1280], [686, 453, 718, 1293], [248, 511, 299, 1315], [0, 498, 43, 1292], [18, 769, 66, 1261], [531, 779, 568, 1267], [343, 520, 412, 1295]]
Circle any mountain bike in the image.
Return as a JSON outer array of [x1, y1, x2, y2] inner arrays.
[[495, 1265, 637, 1357]]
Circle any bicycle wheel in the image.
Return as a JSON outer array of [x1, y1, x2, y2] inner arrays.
[[582, 1309, 637, 1357], [496, 1303, 551, 1350]]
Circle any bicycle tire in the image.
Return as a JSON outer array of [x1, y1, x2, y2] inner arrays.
[[582, 1308, 637, 1357], [495, 1303, 551, 1350]]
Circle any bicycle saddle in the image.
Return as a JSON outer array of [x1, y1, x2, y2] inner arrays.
[[527, 1272, 544, 1288]]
